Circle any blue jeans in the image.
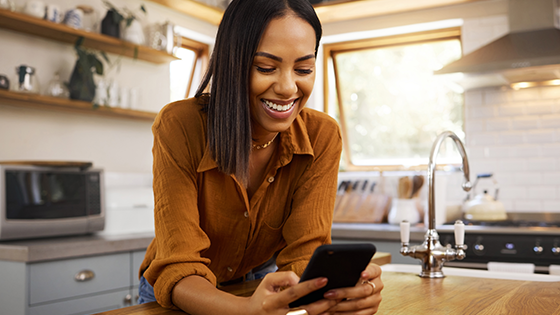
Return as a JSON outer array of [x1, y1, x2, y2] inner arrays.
[[138, 258, 278, 304]]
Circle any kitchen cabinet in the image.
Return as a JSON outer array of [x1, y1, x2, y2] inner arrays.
[[0, 249, 147, 315], [0, 233, 153, 315], [0, 8, 176, 121]]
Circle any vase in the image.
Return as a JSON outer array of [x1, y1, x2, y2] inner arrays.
[[68, 60, 96, 102], [122, 19, 145, 45], [101, 9, 120, 38]]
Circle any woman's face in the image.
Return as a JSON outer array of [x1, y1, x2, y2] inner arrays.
[[249, 14, 317, 136]]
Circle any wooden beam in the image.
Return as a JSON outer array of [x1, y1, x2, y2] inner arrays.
[[148, 0, 223, 25], [314, 0, 486, 24]]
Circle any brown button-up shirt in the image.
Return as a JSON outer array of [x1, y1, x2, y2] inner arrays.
[[140, 97, 342, 309]]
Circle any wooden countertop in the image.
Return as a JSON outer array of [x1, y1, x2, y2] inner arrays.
[[94, 252, 560, 315]]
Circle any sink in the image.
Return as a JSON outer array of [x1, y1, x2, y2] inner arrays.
[[381, 264, 560, 282]]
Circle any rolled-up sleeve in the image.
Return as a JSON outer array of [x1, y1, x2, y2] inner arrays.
[[143, 102, 217, 309]]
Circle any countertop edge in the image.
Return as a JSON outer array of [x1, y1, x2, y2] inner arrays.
[[0, 232, 154, 263]]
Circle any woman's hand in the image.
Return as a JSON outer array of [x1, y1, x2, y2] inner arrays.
[[322, 263, 384, 314], [247, 271, 338, 315]]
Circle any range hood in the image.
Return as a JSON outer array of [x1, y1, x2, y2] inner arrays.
[[435, 0, 560, 89]]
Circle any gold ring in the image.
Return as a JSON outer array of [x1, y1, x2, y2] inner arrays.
[[287, 309, 308, 315], [362, 280, 376, 295]]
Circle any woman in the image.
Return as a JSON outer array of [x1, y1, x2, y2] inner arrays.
[[138, 0, 383, 314]]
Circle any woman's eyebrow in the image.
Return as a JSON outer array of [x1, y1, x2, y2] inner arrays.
[[255, 52, 316, 63]]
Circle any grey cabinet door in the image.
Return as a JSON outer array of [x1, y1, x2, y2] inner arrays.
[[29, 253, 131, 305], [131, 250, 147, 286], [28, 288, 132, 315]]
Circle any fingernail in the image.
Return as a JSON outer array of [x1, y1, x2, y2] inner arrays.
[[316, 277, 328, 286], [324, 290, 336, 298]]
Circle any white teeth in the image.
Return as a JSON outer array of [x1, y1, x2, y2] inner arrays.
[[264, 99, 295, 112]]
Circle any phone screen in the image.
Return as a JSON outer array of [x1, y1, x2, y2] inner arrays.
[[289, 243, 376, 308]]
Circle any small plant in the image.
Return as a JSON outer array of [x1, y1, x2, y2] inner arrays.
[[102, 0, 147, 27], [68, 37, 110, 102]]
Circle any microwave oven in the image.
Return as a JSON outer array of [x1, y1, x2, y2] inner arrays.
[[0, 163, 105, 241]]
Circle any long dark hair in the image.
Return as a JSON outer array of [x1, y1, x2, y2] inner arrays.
[[195, 0, 322, 185]]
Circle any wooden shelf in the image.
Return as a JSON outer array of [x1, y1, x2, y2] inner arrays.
[[0, 9, 179, 64], [0, 89, 157, 121]]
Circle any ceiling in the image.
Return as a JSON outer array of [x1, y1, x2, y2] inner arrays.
[[149, 0, 487, 26]]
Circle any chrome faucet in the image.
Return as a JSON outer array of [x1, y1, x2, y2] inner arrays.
[[400, 131, 472, 278]]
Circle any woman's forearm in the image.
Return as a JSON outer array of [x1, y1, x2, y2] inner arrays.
[[171, 275, 247, 315]]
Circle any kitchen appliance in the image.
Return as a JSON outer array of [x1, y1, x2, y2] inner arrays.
[[438, 213, 560, 274], [0, 162, 105, 241], [15, 64, 39, 93], [435, 0, 560, 89], [462, 173, 506, 221]]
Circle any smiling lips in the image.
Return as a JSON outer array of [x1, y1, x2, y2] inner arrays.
[[261, 98, 298, 120], [263, 99, 296, 112]]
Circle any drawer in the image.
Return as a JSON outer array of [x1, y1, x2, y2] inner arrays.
[[29, 253, 131, 305], [132, 250, 147, 286], [29, 288, 132, 315]]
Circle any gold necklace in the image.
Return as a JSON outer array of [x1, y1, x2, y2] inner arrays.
[[252, 133, 279, 150]]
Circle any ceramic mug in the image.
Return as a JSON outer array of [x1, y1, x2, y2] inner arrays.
[[45, 4, 62, 23], [0, 0, 15, 11], [63, 8, 84, 29], [23, 0, 45, 19]]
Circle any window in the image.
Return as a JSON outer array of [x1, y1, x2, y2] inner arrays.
[[324, 28, 464, 170], [170, 37, 209, 102]]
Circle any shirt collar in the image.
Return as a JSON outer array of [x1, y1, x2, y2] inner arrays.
[[197, 112, 314, 173]]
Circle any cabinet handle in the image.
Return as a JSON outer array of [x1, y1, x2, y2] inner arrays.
[[74, 270, 95, 282]]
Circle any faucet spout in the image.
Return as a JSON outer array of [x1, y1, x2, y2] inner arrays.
[[400, 131, 472, 278], [427, 131, 472, 230]]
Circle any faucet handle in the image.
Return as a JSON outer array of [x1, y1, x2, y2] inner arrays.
[[454, 220, 465, 246], [400, 220, 410, 244]]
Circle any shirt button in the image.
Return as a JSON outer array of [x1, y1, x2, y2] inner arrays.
[[244, 211, 249, 218], [267, 176, 274, 183], [227, 267, 233, 272]]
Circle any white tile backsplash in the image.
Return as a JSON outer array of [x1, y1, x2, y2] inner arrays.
[[511, 116, 539, 130]]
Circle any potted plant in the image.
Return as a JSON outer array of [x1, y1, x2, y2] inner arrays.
[[101, 1, 147, 45], [68, 37, 109, 102]]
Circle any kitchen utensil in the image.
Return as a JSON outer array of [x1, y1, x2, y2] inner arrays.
[[63, 7, 84, 29], [76, 5, 98, 32], [45, 72, 69, 98], [122, 19, 145, 45], [0, 75, 9, 90], [388, 198, 420, 224], [397, 176, 412, 199], [45, 4, 62, 23], [410, 175, 424, 198], [463, 173, 507, 221], [147, 23, 167, 50], [15, 65, 39, 93], [23, 0, 45, 18], [0, 0, 15, 11]]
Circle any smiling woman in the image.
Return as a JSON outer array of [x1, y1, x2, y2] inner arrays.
[[137, 0, 383, 314]]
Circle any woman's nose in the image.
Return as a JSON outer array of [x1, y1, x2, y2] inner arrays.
[[273, 72, 298, 97]]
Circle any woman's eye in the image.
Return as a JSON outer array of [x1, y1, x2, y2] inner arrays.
[[256, 66, 275, 73], [296, 69, 313, 75]]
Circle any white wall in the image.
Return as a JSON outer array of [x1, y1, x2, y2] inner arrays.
[[0, 0, 217, 173], [321, 0, 560, 213]]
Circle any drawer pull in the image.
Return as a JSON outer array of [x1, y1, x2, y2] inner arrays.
[[74, 270, 95, 282]]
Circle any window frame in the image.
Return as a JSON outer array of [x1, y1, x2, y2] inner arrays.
[[322, 27, 463, 172], [179, 36, 210, 97]]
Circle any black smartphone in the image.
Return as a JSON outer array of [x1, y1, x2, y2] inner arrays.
[[288, 243, 377, 308]]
